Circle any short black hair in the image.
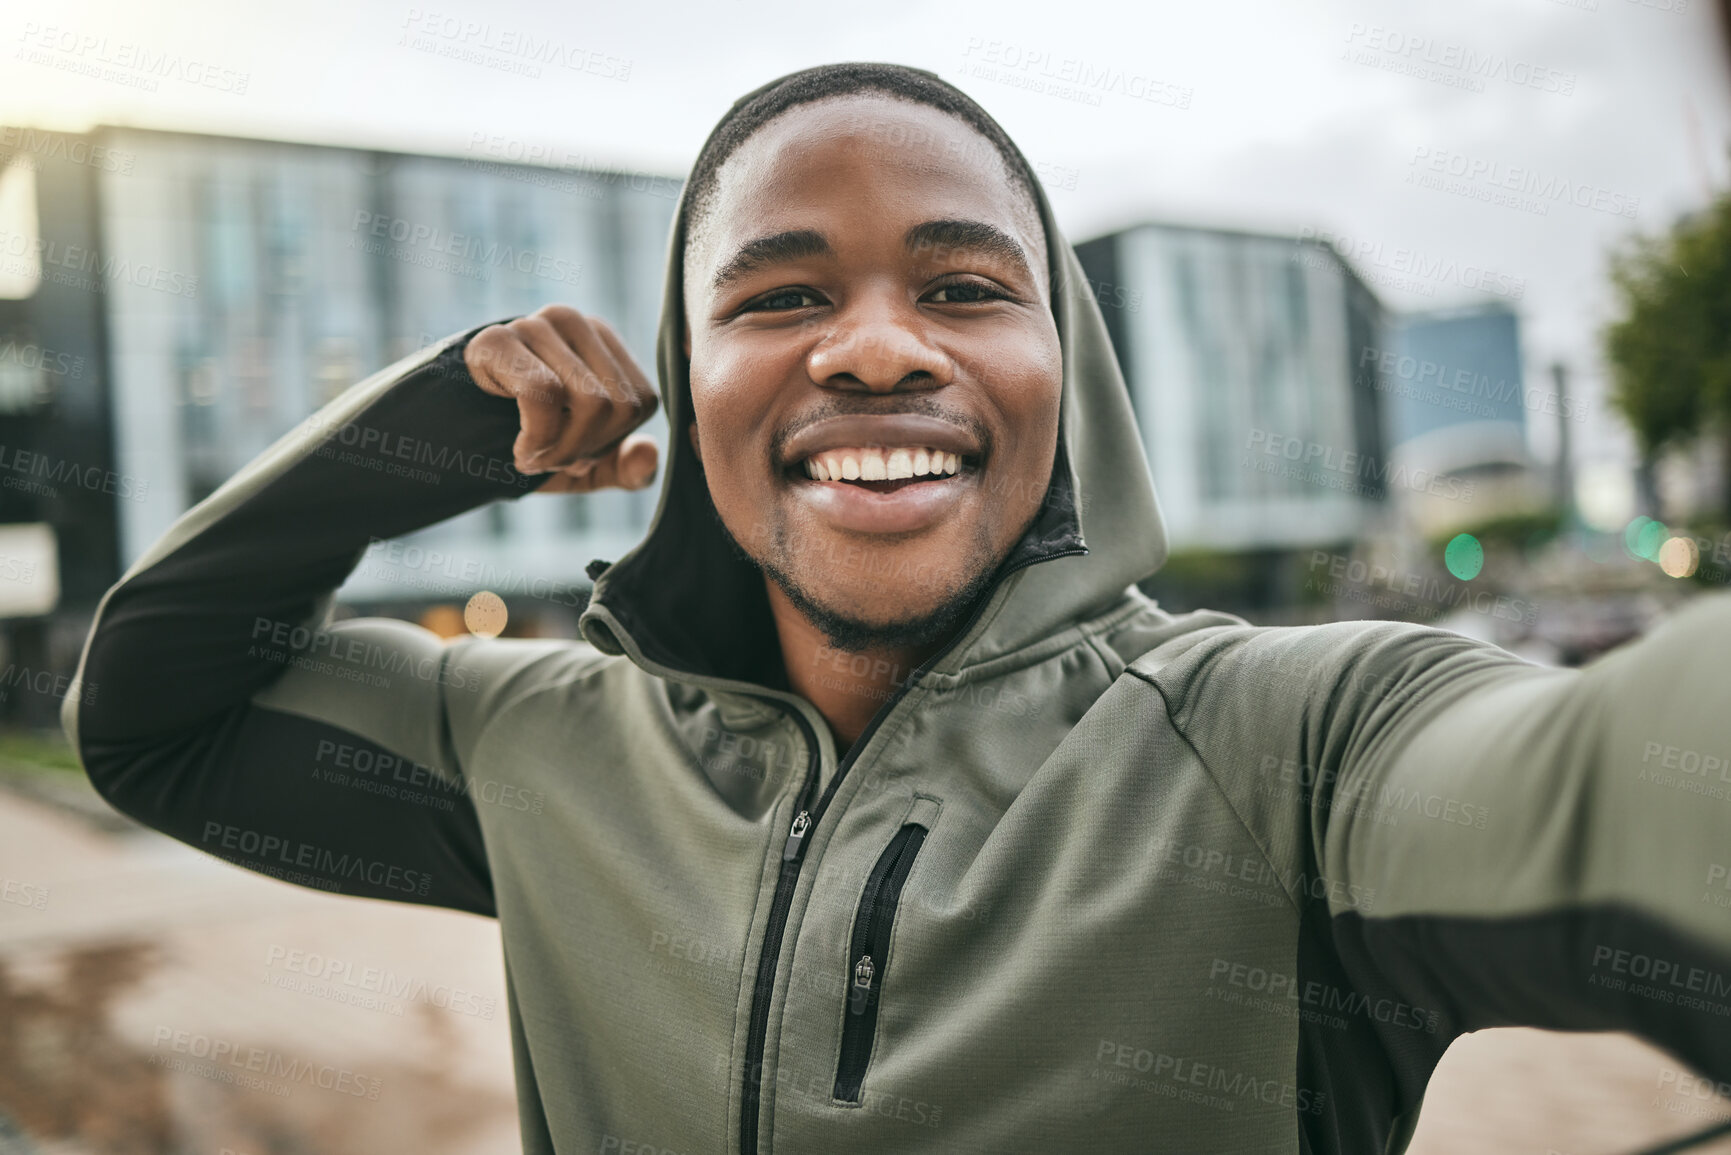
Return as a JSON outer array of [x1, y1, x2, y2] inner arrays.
[[682, 62, 1043, 264]]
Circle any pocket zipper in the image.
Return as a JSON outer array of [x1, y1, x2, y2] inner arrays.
[[833, 821, 929, 1104]]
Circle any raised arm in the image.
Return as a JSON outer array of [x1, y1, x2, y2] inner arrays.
[[64, 307, 658, 916]]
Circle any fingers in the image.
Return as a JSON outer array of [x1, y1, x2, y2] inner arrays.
[[462, 309, 661, 498], [536, 434, 660, 495], [515, 314, 617, 410], [541, 307, 637, 405], [583, 313, 656, 399], [517, 318, 627, 471], [465, 305, 658, 476], [534, 310, 658, 470], [464, 326, 568, 472]]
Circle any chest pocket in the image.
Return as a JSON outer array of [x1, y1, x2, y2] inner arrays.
[[832, 793, 942, 1104]]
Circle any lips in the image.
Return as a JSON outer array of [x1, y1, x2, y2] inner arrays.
[[779, 414, 982, 535]]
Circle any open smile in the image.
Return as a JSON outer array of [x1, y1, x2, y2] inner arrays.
[[787, 443, 977, 495], [778, 415, 985, 533]]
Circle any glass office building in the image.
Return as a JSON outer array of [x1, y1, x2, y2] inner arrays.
[[1, 125, 679, 642], [1075, 223, 1390, 553], [1381, 303, 1530, 474]]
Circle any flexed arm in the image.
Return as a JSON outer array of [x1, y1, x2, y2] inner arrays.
[[65, 307, 658, 915]]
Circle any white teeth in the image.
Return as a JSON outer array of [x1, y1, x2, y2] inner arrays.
[[801, 447, 964, 480]]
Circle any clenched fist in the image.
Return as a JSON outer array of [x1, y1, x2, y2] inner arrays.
[[464, 304, 660, 494]]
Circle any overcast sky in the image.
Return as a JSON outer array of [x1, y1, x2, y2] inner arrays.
[[7, 0, 1730, 513]]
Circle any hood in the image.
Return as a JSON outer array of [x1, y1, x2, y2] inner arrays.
[[578, 65, 1167, 693]]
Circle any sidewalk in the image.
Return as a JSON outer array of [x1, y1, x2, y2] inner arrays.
[[0, 780, 519, 1155]]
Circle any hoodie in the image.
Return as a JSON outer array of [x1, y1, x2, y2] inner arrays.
[[64, 67, 1731, 1155]]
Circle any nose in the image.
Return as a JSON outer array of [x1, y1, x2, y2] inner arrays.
[[804, 295, 956, 394]]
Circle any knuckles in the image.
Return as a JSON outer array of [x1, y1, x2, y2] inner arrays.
[[464, 305, 656, 476], [533, 302, 588, 329]]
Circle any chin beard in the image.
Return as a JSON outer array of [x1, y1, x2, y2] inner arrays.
[[757, 548, 1003, 653], [706, 500, 1004, 654]]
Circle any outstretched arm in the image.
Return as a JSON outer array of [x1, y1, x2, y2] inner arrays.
[[1145, 600, 1731, 1150], [1317, 596, 1731, 1073]]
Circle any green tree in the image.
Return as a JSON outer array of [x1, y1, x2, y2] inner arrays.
[[1603, 192, 1731, 520]]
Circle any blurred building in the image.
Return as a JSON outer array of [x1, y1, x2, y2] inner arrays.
[[1075, 222, 1390, 611], [1375, 302, 1547, 535], [0, 126, 679, 708], [1381, 303, 1528, 466], [1075, 222, 1390, 551], [0, 132, 119, 723]]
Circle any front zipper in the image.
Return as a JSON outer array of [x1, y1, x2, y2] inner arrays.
[[736, 540, 1087, 1155], [833, 821, 929, 1103], [738, 708, 821, 1155]]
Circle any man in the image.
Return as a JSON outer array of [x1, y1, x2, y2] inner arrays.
[[64, 63, 1731, 1155]]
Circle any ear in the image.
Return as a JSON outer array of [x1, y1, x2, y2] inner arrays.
[[686, 421, 701, 463]]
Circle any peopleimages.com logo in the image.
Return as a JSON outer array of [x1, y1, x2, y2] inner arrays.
[[1244, 428, 1476, 502], [1406, 146, 1640, 220], [1341, 23, 1577, 96]]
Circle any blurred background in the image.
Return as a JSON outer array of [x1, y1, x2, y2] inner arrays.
[[2, 0, 1731, 1151]]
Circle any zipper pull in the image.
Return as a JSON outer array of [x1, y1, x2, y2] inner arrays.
[[850, 954, 875, 1015], [781, 810, 812, 861]]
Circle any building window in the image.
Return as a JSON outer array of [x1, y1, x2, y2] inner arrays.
[[0, 158, 42, 299]]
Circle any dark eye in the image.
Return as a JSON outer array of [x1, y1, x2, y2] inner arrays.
[[747, 288, 822, 311], [928, 280, 1006, 304]]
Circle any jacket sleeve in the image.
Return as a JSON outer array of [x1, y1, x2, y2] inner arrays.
[[1145, 598, 1731, 1135], [62, 328, 548, 917], [1310, 596, 1731, 1065]]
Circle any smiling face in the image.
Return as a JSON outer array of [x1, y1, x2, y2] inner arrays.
[[683, 94, 1061, 652]]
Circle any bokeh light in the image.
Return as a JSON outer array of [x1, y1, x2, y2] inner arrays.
[[1635, 519, 1670, 561], [465, 590, 508, 637], [1445, 533, 1484, 581], [1658, 536, 1699, 579], [1623, 516, 1653, 559]]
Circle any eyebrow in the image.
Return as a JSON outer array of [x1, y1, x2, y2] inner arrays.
[[710, 218, 1035, 292], [904, 219, 1033, 280], [711, 229, 831, 291]]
